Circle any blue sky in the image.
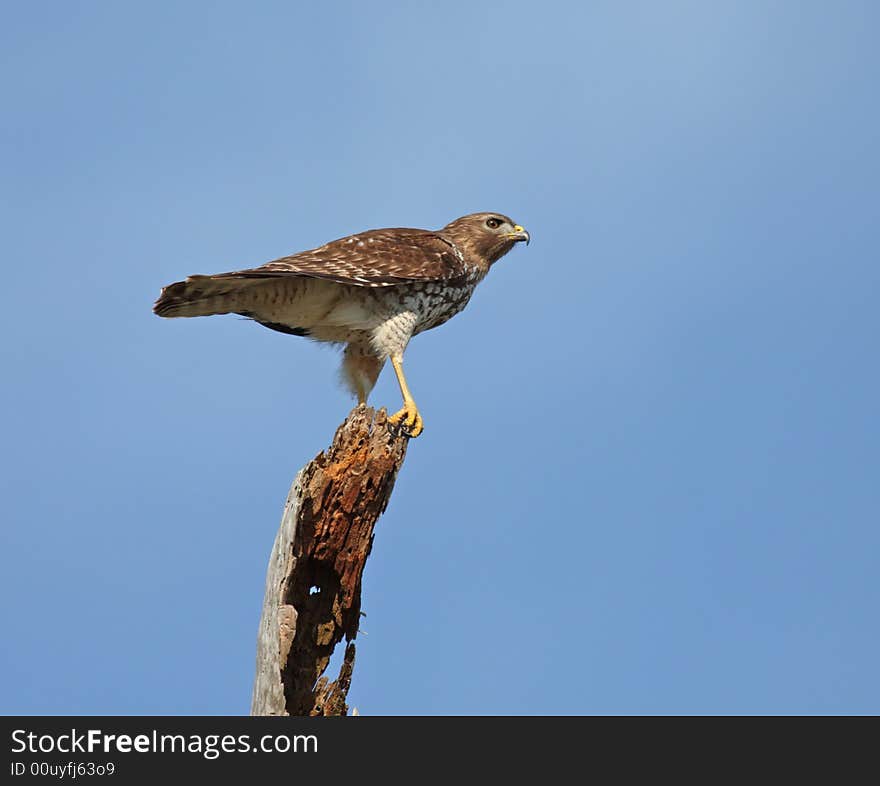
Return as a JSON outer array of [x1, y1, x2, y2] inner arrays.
[[2, 1, 878, 715]]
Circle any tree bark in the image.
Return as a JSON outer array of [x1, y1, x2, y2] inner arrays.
[[250, 405, 409, 716]]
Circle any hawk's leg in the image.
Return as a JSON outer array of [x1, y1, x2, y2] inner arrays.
[[341, 343, 383, 405], [387, 354, 424, 438]]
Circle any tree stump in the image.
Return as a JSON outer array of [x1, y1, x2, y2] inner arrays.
[[251, 405, 409, 716]]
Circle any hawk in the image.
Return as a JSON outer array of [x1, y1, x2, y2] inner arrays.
[[153, 212, 529, 437]]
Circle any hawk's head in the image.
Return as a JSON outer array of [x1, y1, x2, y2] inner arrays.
[[441, 212, 530, 267]]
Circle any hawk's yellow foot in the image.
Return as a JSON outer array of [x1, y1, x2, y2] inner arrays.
[[388, 354, 423, 437], [388, 401, 424, 438]]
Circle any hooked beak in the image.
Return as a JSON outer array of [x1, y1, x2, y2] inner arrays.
[[508, 224, 530, 245]]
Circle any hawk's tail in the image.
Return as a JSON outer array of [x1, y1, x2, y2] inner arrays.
[[153, 275, 244, 318]]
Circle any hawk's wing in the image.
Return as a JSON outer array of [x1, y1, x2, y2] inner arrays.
[[217, 228, 467, 288]]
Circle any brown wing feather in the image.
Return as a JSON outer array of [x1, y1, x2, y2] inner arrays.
[[213, 228, 467, 288]]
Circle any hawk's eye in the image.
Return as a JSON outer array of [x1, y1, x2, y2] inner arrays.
[[485, 217, 502, 229]]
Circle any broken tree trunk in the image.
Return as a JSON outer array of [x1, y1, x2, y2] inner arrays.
[[250, 405, 409, 716]]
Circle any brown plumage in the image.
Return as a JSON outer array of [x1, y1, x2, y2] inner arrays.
[[153, 212, 529, 437]]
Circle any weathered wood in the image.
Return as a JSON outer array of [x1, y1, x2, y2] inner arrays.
[[251, 405, 409, 716]]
